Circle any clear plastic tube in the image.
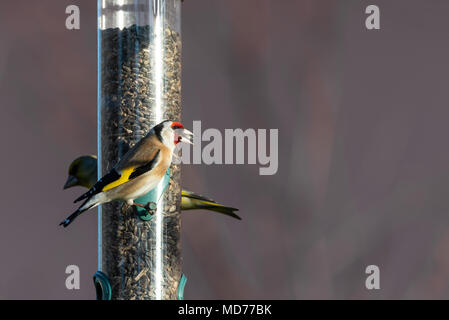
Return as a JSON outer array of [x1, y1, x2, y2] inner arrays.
[[97, 0, 182, 300]]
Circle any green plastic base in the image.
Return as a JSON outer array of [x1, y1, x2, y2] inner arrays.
[[177, 274, 187, 300], [93, 270, 186, 300], [93, 271, 112, 300]]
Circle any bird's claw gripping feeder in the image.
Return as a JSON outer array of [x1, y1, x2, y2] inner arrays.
[[97, 0, 183, 300]]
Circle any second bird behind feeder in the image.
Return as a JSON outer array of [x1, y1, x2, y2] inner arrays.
[[60, 120, 193, 228]]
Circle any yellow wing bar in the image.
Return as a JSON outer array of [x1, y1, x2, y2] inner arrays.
[[102, 167, 135, 191]]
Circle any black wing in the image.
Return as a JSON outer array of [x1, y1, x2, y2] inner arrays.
[[74, 150, 160, 203], [128, 150, 160, 180], [74, 169, 121, 203]]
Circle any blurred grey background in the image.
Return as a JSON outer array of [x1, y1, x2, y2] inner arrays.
[[1, 0, 449, 299]]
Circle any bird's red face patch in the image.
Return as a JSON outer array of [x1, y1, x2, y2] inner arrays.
[[172, 122, 184, 145], [174, 133, 182, 145], [171, 121, 184, 130]]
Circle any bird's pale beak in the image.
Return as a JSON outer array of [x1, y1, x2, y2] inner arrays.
[[63, 175, 79, 189], [176, 128, 194, 145], [180, 136, 193, 145]]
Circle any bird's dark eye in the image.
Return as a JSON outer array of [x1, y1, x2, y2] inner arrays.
[[69, 164, 79, 175], [172, 125, 180, 130]]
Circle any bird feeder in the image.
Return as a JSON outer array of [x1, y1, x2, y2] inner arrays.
[[97, 0, 182, 300]]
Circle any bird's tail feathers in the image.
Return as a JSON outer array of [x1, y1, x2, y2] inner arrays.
[[60, 197, 99, 228], [198, 201, 241, 220], [181, 190, 217, 203], [59, 209, 84, 228], [74, 190, 91, 203]]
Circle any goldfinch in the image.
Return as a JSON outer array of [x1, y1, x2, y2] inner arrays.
[[64, 157, 241, 221], [60, 120, 193, 228]]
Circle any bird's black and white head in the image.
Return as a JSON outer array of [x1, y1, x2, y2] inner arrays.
[[153, 120, 193, 149]]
